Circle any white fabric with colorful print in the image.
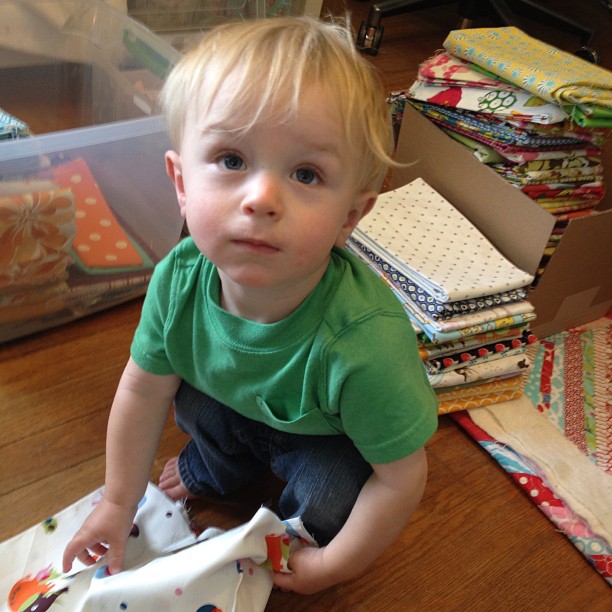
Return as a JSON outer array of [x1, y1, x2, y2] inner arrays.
[[1, 483, 305, 612]]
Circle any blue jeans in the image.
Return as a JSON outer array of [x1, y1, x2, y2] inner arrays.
[[174, 381, 373, 545]]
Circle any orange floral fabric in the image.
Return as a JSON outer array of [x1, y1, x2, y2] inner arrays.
[[0, 189, 75, 289]]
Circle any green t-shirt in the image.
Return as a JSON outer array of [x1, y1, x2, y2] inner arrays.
[[131, 238, 438, 463]]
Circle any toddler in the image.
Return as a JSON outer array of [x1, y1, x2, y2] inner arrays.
[[63, 15, 438, 594]]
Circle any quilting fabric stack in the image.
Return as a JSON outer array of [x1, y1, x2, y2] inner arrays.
[[348, 177, 536, 414], [401, 26, 612, 281], [0, 156, 155, 341]]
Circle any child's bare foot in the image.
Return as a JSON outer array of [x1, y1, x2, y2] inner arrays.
[[159, 457, 197, 500]]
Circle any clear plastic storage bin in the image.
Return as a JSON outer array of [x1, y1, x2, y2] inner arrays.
[[0, 0, 184, 342], [126, 0, 323, 51]]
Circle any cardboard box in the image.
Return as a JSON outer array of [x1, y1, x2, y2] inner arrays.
[[390, 104, 612, 338]]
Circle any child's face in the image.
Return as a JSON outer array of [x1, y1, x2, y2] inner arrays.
[[166, 83, 376, 298]]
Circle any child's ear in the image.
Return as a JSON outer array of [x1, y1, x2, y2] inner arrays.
[[334, 191, 378, 247], [165, 150, 187, 218]]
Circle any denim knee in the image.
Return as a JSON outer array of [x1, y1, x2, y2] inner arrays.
[[272, 435, 372, 546], [173, 381, 266, 496]]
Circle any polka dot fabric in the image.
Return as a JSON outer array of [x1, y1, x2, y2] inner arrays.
[[50, 158, 144, 272], [354, 178, 533, 301]]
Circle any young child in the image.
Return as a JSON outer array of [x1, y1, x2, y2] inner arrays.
[[63, 16, 438, 595]]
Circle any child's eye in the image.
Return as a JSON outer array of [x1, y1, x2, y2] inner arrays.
[[222, 154, 245, 171], [292, 167, 319, 185]]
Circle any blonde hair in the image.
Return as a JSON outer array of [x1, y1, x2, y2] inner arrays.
[[160, 16, 395, 190]]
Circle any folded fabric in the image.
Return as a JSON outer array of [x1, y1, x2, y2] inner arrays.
[[442, 129, 506, 163], [0, 188, 75, 289], [570, 103, 612, 127], [349, 238, 527, 320], [0, 483, 313, 612], [427, 352, 531, 388], [408, 80, 569, 124], [499, 146, 603, 164], [435, 371, 525, 400], [409, 100, 589, 148], [425, 329, 535, 374], [443, 27, 612, 110], [437, 384, 524, 414], [417, 51, 520, 91], [418, 324, 529, 360], [406, 302, 536, 344], [413, 300, 535, 332], [353, 178, 533, 302], [522, 183, 605, 201], [45, 158, 152, 274]]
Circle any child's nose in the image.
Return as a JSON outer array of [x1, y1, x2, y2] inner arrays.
[[241, 172, 283, 218]]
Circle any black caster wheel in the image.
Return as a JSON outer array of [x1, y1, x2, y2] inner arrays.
[[574, 46, 599, 64], [356, 21, 384, 56]]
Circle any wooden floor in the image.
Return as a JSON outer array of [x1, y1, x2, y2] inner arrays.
[[1, 1, 611, 609]]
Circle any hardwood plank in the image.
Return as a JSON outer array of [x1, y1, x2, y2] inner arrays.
[[1, 0, 611, 608]]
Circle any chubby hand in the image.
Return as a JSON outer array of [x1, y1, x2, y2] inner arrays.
[[62, 497, 138, 576], [271, 545, 345, 595]]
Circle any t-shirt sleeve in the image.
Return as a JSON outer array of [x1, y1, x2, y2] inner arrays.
[[326, 311, 438, 464], [130, 250, 177, 376]]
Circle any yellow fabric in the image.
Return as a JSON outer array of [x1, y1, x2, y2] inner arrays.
[[436, 374, 526, 414], [443, 27, 612, 109]]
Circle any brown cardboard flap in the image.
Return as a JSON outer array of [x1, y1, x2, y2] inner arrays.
[[529, 209, 612, 338], [390, 104, 555, 277]]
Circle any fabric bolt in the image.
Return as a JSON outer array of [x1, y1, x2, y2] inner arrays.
[[353, 178, 533, 302], [427, 352, 531, 389], [443, 27, 612, 111], [408, 80, 569, 124], [0, 483, 313, 611]]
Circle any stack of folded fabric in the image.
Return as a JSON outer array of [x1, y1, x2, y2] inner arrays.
[[0, 156, 155, 339], [401, 26, 612, 281], [348, 177, 536, 414]]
